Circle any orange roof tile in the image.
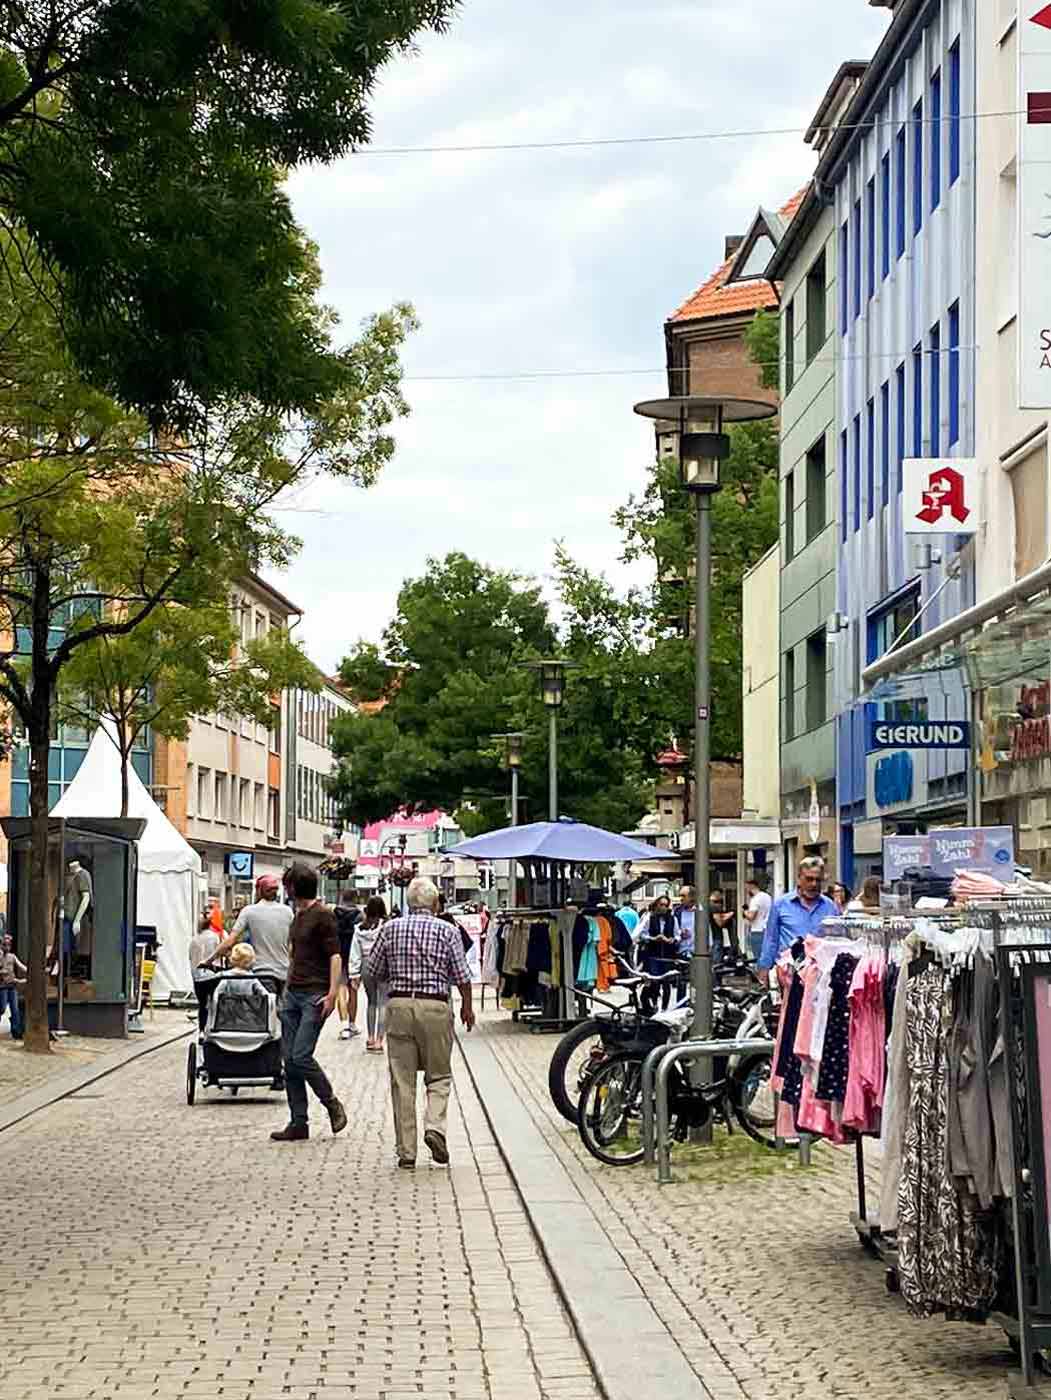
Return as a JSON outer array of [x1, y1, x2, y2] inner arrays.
[[667, 186, 810, 325]]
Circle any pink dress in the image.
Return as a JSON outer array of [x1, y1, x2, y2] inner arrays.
[[841, 954, 886, 1133]]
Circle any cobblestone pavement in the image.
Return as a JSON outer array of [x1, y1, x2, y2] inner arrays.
[[0, 1010, 181, 1107], [1, 1018, 600, 1400], [474, 1010, 1019, 1400]]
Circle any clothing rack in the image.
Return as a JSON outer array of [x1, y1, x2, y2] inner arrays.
[[491, 906, 578, 1032]]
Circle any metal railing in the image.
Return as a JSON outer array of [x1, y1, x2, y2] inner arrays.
[[640, 1036, 805, 1184]]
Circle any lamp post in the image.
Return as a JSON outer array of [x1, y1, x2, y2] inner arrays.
[[523, 662, 578, 820], [491, 731, 525, 910], [632, 394, 776, 1056]]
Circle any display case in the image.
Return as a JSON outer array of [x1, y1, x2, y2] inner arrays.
[[2, 817, 146, 1037]]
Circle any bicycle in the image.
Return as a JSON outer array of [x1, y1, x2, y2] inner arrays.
[[576, 992, 779, 1166], [548, 955, 774, 1124]]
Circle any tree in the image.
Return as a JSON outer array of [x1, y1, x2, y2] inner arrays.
[[0, 1, 458, 424], [0, 246, 416, 1052], [329, 552, 664, 838], [59, 606, 322, 818], [744, 308, 780, 393]]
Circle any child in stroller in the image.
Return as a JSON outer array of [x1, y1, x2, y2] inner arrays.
[[186, 944, 284, 1102]]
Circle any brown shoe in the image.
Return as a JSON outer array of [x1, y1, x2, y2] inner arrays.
[[424, 1129, 450, 1165], [270, 1123, 308, 1142], [327, 1098, 348, 1135], [398, 1158, 415, 1169]]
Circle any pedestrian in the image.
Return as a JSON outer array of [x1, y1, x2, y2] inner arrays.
[[334, 890, 362, 1041], [708, 890, 737, 967], [828, 882, 851, 914], [634, 895, 679, 1014], [0, 934, 26, 1039], [847, 876, 883, 912], [349, 895, 390, 1053], [437, 892, 474, 955], [755, 856, 838, 980], [364, 876, 474, 1169], [741, 876, 773, 964], [207, 874, 293, 995], [675, 885, 697, 959], [189, 910, 221, 1033], [614, 899, 640, 940], [270, 862, 348, 1143]]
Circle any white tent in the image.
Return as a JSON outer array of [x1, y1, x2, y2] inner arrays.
[[53, 722, 203, 999]]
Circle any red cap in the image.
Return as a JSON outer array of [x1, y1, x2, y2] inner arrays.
[[256, 874, 280, 896]]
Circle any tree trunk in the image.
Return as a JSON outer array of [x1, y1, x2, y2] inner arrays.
[[24, 561, 54, 1054], [120, 747, 129, 819]]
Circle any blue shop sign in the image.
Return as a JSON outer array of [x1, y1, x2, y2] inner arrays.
[[226, 851, 255, 879], [868, 719, 971, 752], [874, 751, 914, 808]]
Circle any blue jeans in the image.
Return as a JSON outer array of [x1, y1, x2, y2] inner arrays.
[[0, 985, 22, 1037], [279, 988, 335, 1127], [749, 931, 765, 964]]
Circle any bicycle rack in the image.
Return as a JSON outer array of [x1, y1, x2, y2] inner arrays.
[[652, 1036, 790, 1185]]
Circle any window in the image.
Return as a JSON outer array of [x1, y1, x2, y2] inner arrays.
[[270, 701, 281, 755], [948, 301, 960, 447], [896, 362, 906, 489], [784, 297, 795, 393], [268, 788, 280, 841], [866, 398, 875, 521], [870, 593, 926, 722], [912, 100, 924, 236], [214, 773, 227, 824], [912, 343, 923, 457], [806, 632, 827, 731], [1010, 447, 1050, 577], [853, 414, 861, 532], [805, 251, 826, 362], [254, 782, 264, 831], [840, 221, 849, 333], [949, 41, 961, 186], [784, 647, 796, 742], [853, 199, 862, 319], [239, 778, 250, 827], [198, 767, 211, 821], [880, 381, 890, 506], [806, 436, 826, 543], [896, 126, 907, 257], [866, 177, 876, 299], [785, 470, 795, 561], [930, 321, 941, 457], [186, 763, 195, 818], [881, 151, 891, 280], [840, 429, 848, 543], [930, 69, 941, 211]]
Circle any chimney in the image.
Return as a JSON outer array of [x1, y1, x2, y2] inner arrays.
[[724, 235, 744, 259]]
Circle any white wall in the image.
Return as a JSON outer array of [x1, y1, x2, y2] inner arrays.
[[743, 546, 781, 821]]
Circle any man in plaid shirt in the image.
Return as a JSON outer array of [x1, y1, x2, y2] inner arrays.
[[365, 876, 475, 1168]]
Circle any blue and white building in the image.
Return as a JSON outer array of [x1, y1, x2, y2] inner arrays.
[[817, 0, 978, 883]]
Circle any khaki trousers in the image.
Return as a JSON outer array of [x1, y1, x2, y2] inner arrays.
[[386, 997, 453, 1162]]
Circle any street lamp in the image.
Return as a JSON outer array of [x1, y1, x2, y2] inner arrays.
[[522, 661, 579, 820], [439, 856, 455, 901], [491, 731, 525, 828], [632, 394, 776, 1054]]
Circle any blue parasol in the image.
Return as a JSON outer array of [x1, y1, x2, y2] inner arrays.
[[442, 817, 665, 864]]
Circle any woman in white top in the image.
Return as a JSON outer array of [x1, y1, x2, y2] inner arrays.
[[349, 896, 389, 1053]]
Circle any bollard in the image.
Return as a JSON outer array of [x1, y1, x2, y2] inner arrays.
[[641, 1043, 676, 1166], [654, 1036, 774, 1184]]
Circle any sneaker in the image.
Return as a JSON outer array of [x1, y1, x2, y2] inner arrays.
[[424, 1129, 450, 1165], [327, 1098, 348, 1135], [270, 1123, 308, 1142], [346, 1023, 361, 1037], [338, 1027, 352, 1040], [397, 1158, 415, 1169]]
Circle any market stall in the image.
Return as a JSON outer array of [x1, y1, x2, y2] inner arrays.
[[443, 818, 666, 1029]]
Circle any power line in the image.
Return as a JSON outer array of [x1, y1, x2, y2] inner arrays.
[[356, 109, 1021, 158]]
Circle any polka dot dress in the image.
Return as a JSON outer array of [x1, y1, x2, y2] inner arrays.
[[815, 953, 859, 1103]]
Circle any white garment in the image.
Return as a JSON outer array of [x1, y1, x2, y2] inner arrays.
[[747, 891, 772, 933], [348, 923, 384, 979], [188, 929, 219, 982], [481, 920, 501, 987], [879, 956, 911, 1233]]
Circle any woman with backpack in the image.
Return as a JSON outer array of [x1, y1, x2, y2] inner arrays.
[[348, 896, 390, 1053]]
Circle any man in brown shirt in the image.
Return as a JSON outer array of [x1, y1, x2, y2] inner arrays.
[[270, 863, 348, 1142]]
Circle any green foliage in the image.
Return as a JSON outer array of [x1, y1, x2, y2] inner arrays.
[[744, 308, 781, 393], [0, 0, 456, 422]]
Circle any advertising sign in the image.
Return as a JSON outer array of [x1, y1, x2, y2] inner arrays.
[[1020, 4, 1051, 408], [867, 718, 971, 751], [883, 826, 1015, 881], [901, 458, 978, 534]]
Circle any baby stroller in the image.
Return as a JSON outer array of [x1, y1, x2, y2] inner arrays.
[[186, 969, 284, 1103]]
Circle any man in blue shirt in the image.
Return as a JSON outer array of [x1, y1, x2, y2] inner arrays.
[[675, 886, 696, 957], [756, 857, 838, 974]]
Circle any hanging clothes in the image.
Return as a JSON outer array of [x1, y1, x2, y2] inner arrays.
[[577, 917, 599, 988]]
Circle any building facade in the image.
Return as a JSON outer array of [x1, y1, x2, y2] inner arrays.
[[742, 545, 780, 826], [284, 678, 359, 890], [824, 0, 977, 885]]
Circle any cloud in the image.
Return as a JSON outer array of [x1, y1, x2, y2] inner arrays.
[[278, 0, 890, 672]]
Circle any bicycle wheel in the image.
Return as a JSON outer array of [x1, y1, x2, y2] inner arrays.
[[548, 1018, 611, 1124], [732, 1051, 785, 1149], [577, 1052, 646, 1166]]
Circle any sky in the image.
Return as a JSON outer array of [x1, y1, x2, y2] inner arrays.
[[279, 0, 890, 674]]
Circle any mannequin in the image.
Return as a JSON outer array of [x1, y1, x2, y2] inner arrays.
[[65, 860, 93, 969]]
